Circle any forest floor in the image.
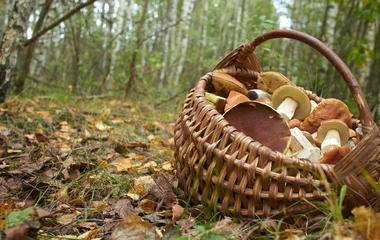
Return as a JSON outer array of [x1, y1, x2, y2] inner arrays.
[[0, 95, 377, 239]]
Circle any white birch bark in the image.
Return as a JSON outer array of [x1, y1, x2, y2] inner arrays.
[[0, 0, 35, 102], [158, 0, 178, 89], [106, 0, 126, 89], [174, 0, 196, 85], [197, 0, 208, 73]]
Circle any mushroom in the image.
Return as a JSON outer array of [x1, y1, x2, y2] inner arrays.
[[205, 92, 226, 114], [289, 119, 302, 129], [247, 89, 272, 106], [247, 89, 271, 100], [319, 145, 351, 164], [272, 85, 311, 121], [224, 91, 250, 112], [310, 100, 317, 113], [212, 72, 248, 97], [257, 72, 293, 94], [224, 101, 291, 153], [290, 127, 320, 162], [301, 99, 352, 134], [317, 120, 349, 155]]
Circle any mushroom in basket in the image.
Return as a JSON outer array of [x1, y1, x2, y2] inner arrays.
[[301, 98, 352, 134], [272, 85, 311, 121], [257, 71, 293, 93], [317, 119, 350, 164], [211, 72, 248, 97], [223, 101, 291, 153]]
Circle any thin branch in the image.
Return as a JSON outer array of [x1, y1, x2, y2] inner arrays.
[[22, 0, 97, 47]]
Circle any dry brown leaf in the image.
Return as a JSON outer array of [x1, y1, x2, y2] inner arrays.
[[140, 199, 155, 214], [77, 222, 98, 230], [115, 199, 135, 219], [57, 213, 77, 225], [172, 204, 184, 223], [33, 207, 52, 219], [352, 206, 380, 240], [4, 223, 31, 240], [111, 215, 159, 240]]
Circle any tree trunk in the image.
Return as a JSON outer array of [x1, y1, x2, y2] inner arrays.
[[68, 18, 81, 92], [173, 0, 196, 85], [158, 0, 172, 90], [15, 0, 53, 94], [366, 20, 380, 123], [0, 0, 35, 103], [125, 0, 149, 95]]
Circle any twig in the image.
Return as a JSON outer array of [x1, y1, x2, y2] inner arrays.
[[0, 153, 29, 162], [22, 0, 97, 47]]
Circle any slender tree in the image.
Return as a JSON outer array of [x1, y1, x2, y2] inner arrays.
[[15, 0, 53, 93], [0, 0, 35, 103]]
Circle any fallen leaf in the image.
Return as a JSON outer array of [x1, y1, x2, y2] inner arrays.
[[172, 204, 184, 223], [57, 213, 77, 225], [115, 199, 135, 219], [78, 229, 99, 240], [140, 199, 155, 214], [115, 158, 133, 173], [95, 121, 111, 131], [4, 223, 31, 240], [35, 132, 48, 143], [5, 208, 33, 228], [111, 215, 159, 239], [162, 162, 173, 171], [77, 222, 98, 230], [352, 206, 380, 240]]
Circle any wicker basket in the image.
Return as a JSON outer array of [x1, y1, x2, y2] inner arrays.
[[174, 30, 380, 219]]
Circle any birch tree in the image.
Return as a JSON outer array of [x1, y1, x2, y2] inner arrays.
[[105, 0, 126, 89], [15, 0, 53, 93], [0, 0, 35, 102], [174, 0, 196, 85]]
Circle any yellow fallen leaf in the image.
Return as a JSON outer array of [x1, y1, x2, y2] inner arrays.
[[352, 206, 380, 240], [162, 163, 173, 171], [95, 121, 111, 131], [116, 158, 133, 173], [97, 160, 108, 167]]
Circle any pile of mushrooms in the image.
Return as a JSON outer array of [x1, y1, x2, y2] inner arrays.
[[205, 71, 361, 165]]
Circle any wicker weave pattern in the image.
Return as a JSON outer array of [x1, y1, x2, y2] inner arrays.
[[174, 30, 380, 218]]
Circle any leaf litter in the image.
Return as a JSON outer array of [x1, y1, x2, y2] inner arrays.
[[0, 97, 376, 239]]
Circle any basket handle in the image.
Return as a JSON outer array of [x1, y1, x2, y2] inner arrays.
[[245, 29, 375, 127]]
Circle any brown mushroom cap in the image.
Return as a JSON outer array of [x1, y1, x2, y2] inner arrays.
[[272, 85, 311, 120], [289, 119, 302, 129], [301, 98, 352, 133], [212, 72, 248, 97], [223, 101, 291, 153], [225, 91, 250, 112], [319, 145, 350, 164], [317, 119, 349, 146], [257, 72, 293, 94]]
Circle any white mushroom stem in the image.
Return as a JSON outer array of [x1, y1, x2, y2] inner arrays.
[[321, 129, 341, 154], [310, 100, 317, 113], [290, 128, 320, 162], [276, 97, 299, 120]]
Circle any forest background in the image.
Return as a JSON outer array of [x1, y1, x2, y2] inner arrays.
[[0, 0, 379, 123], [0, 0, 380, 239]]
